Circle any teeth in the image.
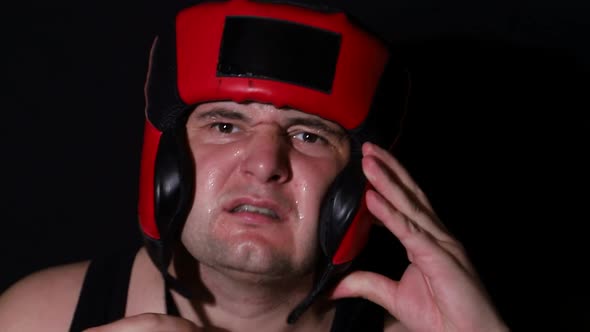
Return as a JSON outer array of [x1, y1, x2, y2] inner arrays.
[[231, 204, 279, 219]]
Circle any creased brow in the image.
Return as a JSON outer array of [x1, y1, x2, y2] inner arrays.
[[196, 108, 250, 122]]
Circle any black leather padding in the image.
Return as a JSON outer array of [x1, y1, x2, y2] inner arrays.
[[145, 30, 189, 132], [218, 16, 341, 93], [152, 124, 195, 273]]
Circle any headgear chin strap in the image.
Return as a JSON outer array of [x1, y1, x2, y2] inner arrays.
[[137, 0, 409, 323]]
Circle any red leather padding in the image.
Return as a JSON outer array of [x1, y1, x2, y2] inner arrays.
[[175, 0, 389, 130], [138, 120, 162, 239]]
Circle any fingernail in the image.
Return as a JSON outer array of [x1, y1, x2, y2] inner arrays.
[[362, 156, 376, 181], [362, 142, 373, 156]]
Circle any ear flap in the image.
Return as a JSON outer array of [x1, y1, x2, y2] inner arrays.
[[154, 126, 195, 245], [318, 146, 369, 264], [144, 125, 195, 281], [139, 26, 195, 275], [287, 141, 373, 324]]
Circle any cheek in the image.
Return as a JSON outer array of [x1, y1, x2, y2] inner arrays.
[[291, 158, 344, 225], [189, 144, 238, 215], [183, 144, 239, 250], [197, 161, 224, 194], [191, 138, 240, 183]]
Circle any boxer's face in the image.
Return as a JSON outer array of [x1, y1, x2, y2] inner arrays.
[[181, 101, 349, 282]]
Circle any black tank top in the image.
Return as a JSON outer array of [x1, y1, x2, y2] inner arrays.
[[69, 247, 385, 332]]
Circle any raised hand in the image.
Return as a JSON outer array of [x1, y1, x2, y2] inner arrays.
[[331, 142, 508, 332]]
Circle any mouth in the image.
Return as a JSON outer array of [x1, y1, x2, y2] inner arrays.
[[230, 204, 279, 220], [224, 196, 289, 222]]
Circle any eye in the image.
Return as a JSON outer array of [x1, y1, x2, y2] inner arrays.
[[211, 122, 238, 134], [292, 132, 324, 144]]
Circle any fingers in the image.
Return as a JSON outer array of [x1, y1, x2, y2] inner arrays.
[[362, 142, 449, 241], [365, 189, 473, 275], [331, 267, 453, 324], [330, 271, 400, 315], [362, 142, 433, 211], [83, 313, 201, 332], [332, 266, 500, 331], [362, 142, 474, 274]]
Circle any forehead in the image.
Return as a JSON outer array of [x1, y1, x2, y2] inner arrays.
[[191, 101, 345, 129]]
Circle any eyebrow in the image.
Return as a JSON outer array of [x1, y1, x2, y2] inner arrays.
[[195, 108, 250, 122], [195, 107, 347, 139], [286, 117, 348, 140]]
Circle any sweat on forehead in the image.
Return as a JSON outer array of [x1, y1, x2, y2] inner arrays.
[[174, 0, 389, 130]]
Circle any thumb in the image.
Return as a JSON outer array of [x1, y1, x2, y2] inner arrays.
[[330, 271, 399, 316]]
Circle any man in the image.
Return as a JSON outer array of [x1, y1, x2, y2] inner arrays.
[[0, 0, 508, 331]]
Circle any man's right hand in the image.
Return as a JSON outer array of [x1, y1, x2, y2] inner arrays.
[[83, 313, 201, 332]]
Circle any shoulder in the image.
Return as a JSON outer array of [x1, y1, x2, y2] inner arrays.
[[0, 260, 90, 332], [125, 247, 166, 316]]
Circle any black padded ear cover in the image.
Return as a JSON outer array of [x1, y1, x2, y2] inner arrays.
[[141, 31, 196, 281], [152, 126, 195, 268], [287, 60, 410, 323], [319, 141, 366, 259]]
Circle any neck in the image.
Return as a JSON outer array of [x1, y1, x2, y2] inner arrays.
[[169, 246, 335, 332]]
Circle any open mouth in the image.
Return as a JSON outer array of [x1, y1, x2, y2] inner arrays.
[[230, 204, 279, 220]]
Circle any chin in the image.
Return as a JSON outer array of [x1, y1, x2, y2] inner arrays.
[[182, 220, 319, 281], [205, 238, 317, 283], [221, 238, 296, 275]]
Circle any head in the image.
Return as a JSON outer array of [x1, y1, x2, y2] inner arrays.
[[137, 0, 409, 322], [181, 101, 350, 283]]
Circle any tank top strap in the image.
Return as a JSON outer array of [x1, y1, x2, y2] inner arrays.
[[69, 246, 139, 331]]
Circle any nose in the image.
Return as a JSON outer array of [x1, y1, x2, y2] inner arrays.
[[240, 125, 291, 184]]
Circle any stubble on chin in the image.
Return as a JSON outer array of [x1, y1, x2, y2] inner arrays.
[[182, 227, 319, 285]]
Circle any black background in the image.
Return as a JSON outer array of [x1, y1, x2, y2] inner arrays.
[[1, 0, 589, 330]]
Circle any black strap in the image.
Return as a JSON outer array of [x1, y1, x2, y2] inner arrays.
[[165, 283, 181, 317], [164, 288, 383, 332], [69, 248, 138, 332]]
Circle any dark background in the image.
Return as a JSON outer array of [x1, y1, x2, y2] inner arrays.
[[2, 0, 588, 330]]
